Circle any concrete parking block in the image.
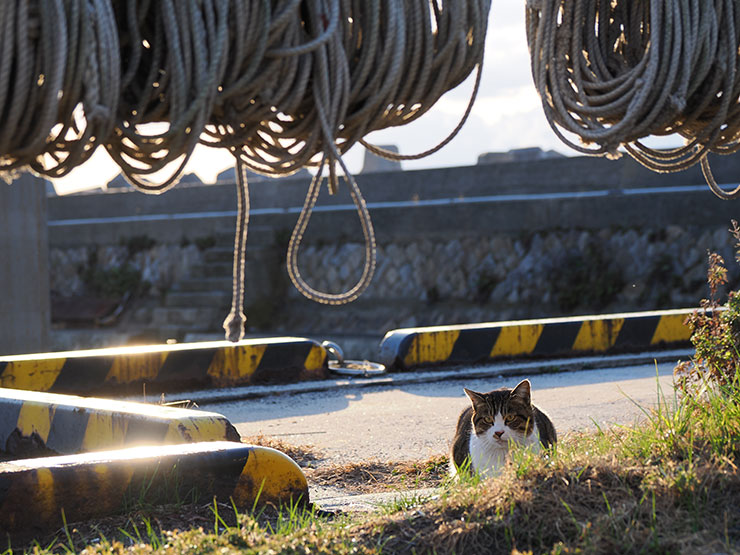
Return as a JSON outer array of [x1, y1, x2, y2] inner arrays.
[[0, 388, 239, 458], [379, 309, 694, 370], [0, 337, 328, 395], [0, 441, 308, 540]]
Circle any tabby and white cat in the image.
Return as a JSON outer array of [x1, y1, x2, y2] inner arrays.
[[450, 379, 556, 478]]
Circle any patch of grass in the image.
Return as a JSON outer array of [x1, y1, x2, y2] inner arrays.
[[80, 247, 147, 299], [378, 491, 436, 515], [194, 235, 217, 251], [549, 239, 624, 313], [122, 235, 157, 257], [83, 261, 144, 298], [676, 249, 740, 390], [307, 456, 448, 494]]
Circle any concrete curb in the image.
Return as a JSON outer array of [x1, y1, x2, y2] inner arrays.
[[0, 337, 328, 396], [0, 387, 240, 458], [0, 441, 308, 541], [379, 309, 694, 370]]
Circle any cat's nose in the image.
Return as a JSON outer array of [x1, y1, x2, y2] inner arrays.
[[494, 430, 504, 439]]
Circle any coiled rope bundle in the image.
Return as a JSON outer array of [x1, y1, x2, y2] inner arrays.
[[526, 0, 740, 199], [0, 1, 490, 340]]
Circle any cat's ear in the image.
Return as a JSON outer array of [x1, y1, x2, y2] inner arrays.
[[511, 379, 532, 404], [464, 388, 486, 408]]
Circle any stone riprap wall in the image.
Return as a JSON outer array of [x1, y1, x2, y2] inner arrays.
[[279, 225, 737, 333], [50, 244, 204, 299], [49, 223, 737, 338], [295, 227, 730, 305]]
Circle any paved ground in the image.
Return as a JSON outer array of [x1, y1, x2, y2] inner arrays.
[[209, 359, 678, 466]]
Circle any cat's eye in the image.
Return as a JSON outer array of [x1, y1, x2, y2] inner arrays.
[[504, 415, 517, 425]]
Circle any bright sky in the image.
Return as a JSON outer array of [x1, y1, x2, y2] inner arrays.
[[50, 5, 572, 195]]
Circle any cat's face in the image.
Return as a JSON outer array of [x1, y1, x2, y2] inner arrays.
[[464, 380, 535, 446]]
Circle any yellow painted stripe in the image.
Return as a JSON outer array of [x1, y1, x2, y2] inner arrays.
[[163, 417, 231, 444], [651, 314, 691, 344], [0, 359, 65, 392], [572, 318, 625, 352], [232, 446, 308, 507], [81, 413, 129, 452], [106, 352, 167, 385], [208, 344, 267, 381], [304, 344, 327, 370], [33, 468, 57, 525], [85, 462, 135, 502], [16, 402, 56, 442], [490, 324, 544, 357], [404, 330, 460, 366]]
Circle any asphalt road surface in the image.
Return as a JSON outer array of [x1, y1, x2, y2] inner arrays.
[[208, 359, 678, 465]]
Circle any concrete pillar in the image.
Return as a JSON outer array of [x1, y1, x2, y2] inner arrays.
[[361, 144, 402, 173], [0, 173, 51, 355]]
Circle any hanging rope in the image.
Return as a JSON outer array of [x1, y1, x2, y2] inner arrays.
[[0, 1, 491, 341], [526, 0, 740, 199], [222, 156, 250, 342]]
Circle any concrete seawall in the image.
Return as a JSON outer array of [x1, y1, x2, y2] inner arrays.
[[48, 153, 740, 245], [45, 153, 740, 351]]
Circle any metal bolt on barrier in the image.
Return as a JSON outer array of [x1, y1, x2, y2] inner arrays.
[[322, 340, 386, 377]]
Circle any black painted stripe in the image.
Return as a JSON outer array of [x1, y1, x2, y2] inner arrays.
[[395, 333, 418, 370], [52, 356, 115, 393], [533, 321, 583, 355], [73, 462, 133, 508], [449, 328, 502, 363], [252, 342, 314, 384], [0, 401, 23, 446], [0, 472, 16, 515], [0, 361, 7, 375], [155, 348, 218, 383], [614, 316, 661, 350], [177, 445, 252, 500], [124, 418, 171, 446], [258, 341, 313, 369], [46, 407, 90, 454]]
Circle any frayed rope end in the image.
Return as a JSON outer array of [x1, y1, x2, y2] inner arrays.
[[223, 310, 246, 343]]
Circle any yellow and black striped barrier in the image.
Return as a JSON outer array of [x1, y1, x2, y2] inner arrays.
[[379, 309, 695, 370], [0, 337, 328, 396], [0, 441, 308, 541], [0, 387, 239, 458]]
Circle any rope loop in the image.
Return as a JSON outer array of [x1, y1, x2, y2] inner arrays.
[[285, 154, 377, 305]]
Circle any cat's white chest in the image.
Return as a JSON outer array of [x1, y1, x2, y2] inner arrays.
[[468, 433, 508, 478], [468, 423, 541, 479]]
